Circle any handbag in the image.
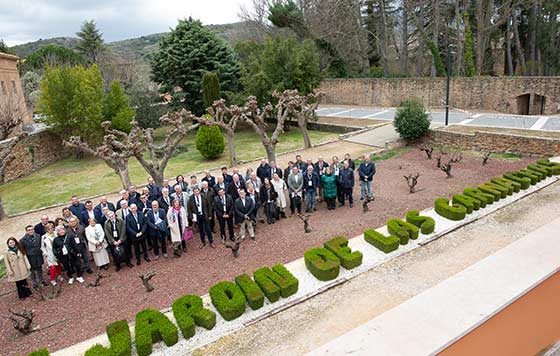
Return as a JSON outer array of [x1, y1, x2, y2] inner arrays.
[[113, 245, 125, 263], [182, 227, 193, 241]]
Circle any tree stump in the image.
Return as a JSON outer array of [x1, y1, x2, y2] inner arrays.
[[223, 234, 242, 258], [297, 213, 312, 233], [140, 271, 157, 292], [8, 309, 34, 335]]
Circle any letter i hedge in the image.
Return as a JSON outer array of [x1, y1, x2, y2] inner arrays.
[[235, 274, 265, 310]]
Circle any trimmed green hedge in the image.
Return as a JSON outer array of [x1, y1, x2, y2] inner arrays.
[[387, 219, 419, 244], [503, 172, 531, 189], [537, 159, 560, 175], [135, 309, 179, 356], [172, 294, 216, 339], [521, 168, 544, 182], [405, 210, 435, 234], [304, 247, 341, 281], [84, 320, 131, 356], [478, 184, 502, 200], [27, 350, 50, 356], [491, 177, 521, 193], [253, 264, 299, 302], [482, 182, 509, 198], [235, 274, 265, 310], [364, 229, 400, 253], [527, 163, 551, 177], [209, 281, 247, 321], [324, 236, 363, 270], [434, 197, 467, 221], [463, 188, 493, 208], [452, 194, 479, 213], [515, 170, 539, 184]]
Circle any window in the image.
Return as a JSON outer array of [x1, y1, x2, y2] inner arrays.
[[0, 81, 5, 95], [11, 80, 17, 94]]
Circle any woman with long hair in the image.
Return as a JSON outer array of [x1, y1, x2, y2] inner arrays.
[[167, 198, 188, 255], [3, 237, 32, 300]]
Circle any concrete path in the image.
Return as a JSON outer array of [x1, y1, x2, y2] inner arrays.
[[343, 121, 443, 148]]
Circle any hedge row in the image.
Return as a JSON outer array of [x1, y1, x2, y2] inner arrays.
[[26, 350, 50, 356], [172, 294, 216, 339], [235, 274, 265, 310], [406, 210, 435, 234], [387, 219, 419, 245], [304, 247, 341, 281], [324, 236, 363, 269], [84, 320, 131, 356], [363, 229, 400, 253], [537, 159, 560, 175], [435, 197, 467, 221], [209, 281, 246, 321], [253, 264, 299, 302], [134, 309, 179, 356]]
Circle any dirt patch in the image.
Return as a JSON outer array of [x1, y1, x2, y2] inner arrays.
[[317, 116, 387, 128]]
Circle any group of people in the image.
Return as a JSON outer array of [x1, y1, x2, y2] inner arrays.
[[2, 153, 377, 300]]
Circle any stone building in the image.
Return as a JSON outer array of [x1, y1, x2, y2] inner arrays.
[[0, 52, 32, 134]]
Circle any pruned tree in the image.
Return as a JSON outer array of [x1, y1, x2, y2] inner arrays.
[[449, 151, 463, 164], [36, 282, 62, 301], [289, 90, 323, 149], [86, 272, 104, 288], [223, 234, 243, 258], [140, 271, 157, 292], [404, 173, 420, 193], [195, 100, 242, 166], [482, 152, 491, 165], [7, 309, 34, 335], [297, 213, 312, 233], [242, 95, 279, 162], [65, 121, 136, 189], [0, 95, 26, 141], [131, 109, 199, 186], [362, 197, 372, 212], [441, 161, 453, 178], [435, 148, 448, 168], [418, 143, 434, 159]]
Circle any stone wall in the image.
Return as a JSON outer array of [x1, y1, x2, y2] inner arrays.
[[318, 77, 560, 115], [427, 129, 560, 156], [2, 129, 69, 182]]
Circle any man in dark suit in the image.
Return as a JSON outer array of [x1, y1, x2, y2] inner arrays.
[[213, 176, 228, 194], [20, 225, 47, 288], [66, 217, 93, 274], [158, 187, 172, 213], [80, 200, 98, 226], [256, 159, 271, 183], [34, 215, 54, 236], [201, 181, 215, 232], [270, 161, 283, 179], [128, 186, 141, 207], [94, 196, 116, 217], [68, 195, 86, 219], [344, 153, 356, 170], [284, 161, 294, 181], [339, 160, 355, 208], [221, 167, 233, 186], [314, 156, 329, 202], [104, 211, 132, 271], [146, 177, 161, 201], [188, 187, 215, 249], [246, 183, 260, 223], [213, 188, 235, 242], [303, 165, 320, 212], [146, 200, 168, 259], [295, 154, 307, 172], [227, 174, 243, 201], [202, 170, 216, 188], [125, 203, 150, 265], [234, 189, 255, 240]]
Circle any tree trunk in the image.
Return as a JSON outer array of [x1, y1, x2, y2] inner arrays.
[[226, 131, 236, 166], [115, 165, 132, 189], [416, 4, 425, 76], [264, 144, 276, 163], [401, 0, 409, 75], [528, 0, 538, 76], [431, 0, 440, 77], [298, 117, 312, 149], [506, 15, 514, 75], [0, 196, 6, 220], [379, 0, 390, 76], [454, 0, 464, 75], [512, 7, 526, 74]]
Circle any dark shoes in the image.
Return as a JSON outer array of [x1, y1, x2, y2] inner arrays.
[[116, 265, 121, 272], [199, 243, 206, 249], [86, 269, 94, 274], [126, 263, 134, 268], [136, 260, 141, 266], [349, 203, 354, 208], [145, 258, 151, 263]]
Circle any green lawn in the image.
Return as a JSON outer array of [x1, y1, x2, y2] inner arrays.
[[0, 129, 337, 215]]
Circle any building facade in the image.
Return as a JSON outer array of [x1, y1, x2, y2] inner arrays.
[[0, 52, 32, 134]]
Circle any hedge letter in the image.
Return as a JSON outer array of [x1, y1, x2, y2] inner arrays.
[[209, 281, 247, 321], [253, 264, 299, 302], [324, 236, 363, 270], [172, 294, 216, 339], [135, 309, 179, 356], [304, 247, 341, 281]]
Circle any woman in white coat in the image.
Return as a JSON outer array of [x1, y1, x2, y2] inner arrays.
[[85, 218, 110, 270], [41, 223, 62, 285], [271, 172, 288, 218], [167, 198, 188, 255]]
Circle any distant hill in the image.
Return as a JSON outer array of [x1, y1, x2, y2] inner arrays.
[[11, 37, 81, 57]]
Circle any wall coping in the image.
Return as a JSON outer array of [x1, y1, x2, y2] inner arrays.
[[432, 128, 560, 143], [321, 76, 560, 82]]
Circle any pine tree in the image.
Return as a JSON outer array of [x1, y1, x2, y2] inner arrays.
[[464, 13, 476, 77], [202, 71, 221, 110], [76, 20, 105, 63]]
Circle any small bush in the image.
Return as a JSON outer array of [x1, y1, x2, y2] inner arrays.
[[491, 177, 521, 193], [393, 98, 430, 140], [85, 320, 131, 356], [235, 274, 265, 310], [536, 159, 560, 175], [253, 264, 299, 303], [172, 294, 216, 339], [463, 187, 493, 208], [405, 210, 435, 234], [135, 308, 179, 356], [324, 236, 363, 270], [503, 172, 531, 189], [27, 349, 50, 356], [387, 219, 419, 245], [209, 281, 246, 321], [434, 198, 467, 221], [452, 194, 479, 213], [304, 248, 341, 281], [527, 163, 551, 177], [363, 229, 400, 254], [478, 184, 502, 201], [195, 125, 225, 159]]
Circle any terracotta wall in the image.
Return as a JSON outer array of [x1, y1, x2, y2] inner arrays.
[[318, 77, 560, 115], [439, 271, 560, 356], [0, 53, 32, 125]]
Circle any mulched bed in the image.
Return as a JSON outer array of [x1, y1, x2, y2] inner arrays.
[[0, 149, 534, 356]]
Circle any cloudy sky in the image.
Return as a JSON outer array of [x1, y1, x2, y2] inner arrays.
[[0, 0, 253, 46]]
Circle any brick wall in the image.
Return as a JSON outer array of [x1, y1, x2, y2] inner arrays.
[[2, 129, 69, 182], [427, 130, 560, 156], [318, 77, 560, 115]]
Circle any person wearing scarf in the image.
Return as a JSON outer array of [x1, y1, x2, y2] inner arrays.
[[3, 237, 32, 300]]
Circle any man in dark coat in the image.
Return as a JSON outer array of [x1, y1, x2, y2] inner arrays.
[[256, 159, 271, 183], [104, 211, 132, 270], [269, 161, 283, 179], [213, 188, 235, 242], [158, 187, 172, 213], [202, 170, 216, 188], [146, 177, 162, 201], [221, 167, 233, 186], [34, 215, 54, 236], [303, 165, 320, 212], [227, 174, 243, 201], [20, 225, 47, 288], [94, 196, 116, 216], [201, 181, 216, 232], [125, 203, 150, 265], [187, 187, 214, 248], [339, 160, 355, 208], [234, 189, 255, 240], [213, 176, 228, 195], [80, 200, 97, 226], [314, 156, 329, 202], [68, 196, 86, 218], [66, 217, 93, 274], [358, 154, 376, 201], [146, 200, 168, 259], [344, 153, 356, 170]]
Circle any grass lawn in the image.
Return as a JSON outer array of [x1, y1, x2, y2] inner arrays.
[[0, 129, 337, 215]]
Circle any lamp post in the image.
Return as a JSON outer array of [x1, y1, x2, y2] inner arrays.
[[445, 44, 452, 126]]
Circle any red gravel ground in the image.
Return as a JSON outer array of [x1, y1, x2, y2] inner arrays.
[[0, 150, 535, 356]]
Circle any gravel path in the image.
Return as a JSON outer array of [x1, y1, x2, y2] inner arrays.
[[0, 149, 534, 356]]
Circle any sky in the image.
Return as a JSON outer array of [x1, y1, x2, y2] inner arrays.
[[0, 0, 252, 46]]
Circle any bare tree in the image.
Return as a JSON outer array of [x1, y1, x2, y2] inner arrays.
[[65, 121, 136, 189], [404, 172, 420, 193], [297, 213, 312, 233], [243, 96, 280, 162], [223, 234, 243, 258], [7, 309, 34, 335], [482, 152, 491, 165], [419, 143, 434, 159], [440, 161, 453, 178], [131, 109, 199, 186], [195, 100, 242, 166], [140, 271, 157, 292]]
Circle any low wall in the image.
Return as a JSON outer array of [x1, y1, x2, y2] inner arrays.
[[318, 77, 560, 115], [2, 129, 68, 182], [427, 129, 560, 156]]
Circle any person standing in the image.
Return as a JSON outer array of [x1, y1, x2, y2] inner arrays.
[[53, 225, 84, 284], [104, 211, 132, 271], [125, 204, 150, 265], [213, 188, 235, 242], [213, 176, 227, 195], [3, 238, 32, 300], [234, 189, 255, 240], [321, 167, 338, 210], [188, 187, 214, 249], [116, 200, 131, 221], [61, 207, 78, 225], [339, 160, 355, 208], [246, 183, 260, 224], [256, 159, 271, 183], [221, 167, 233, 186], [358, 154, 376, 201], [41, 224, 62, 285], [85, 218, 110, 270], [68, 196, 86, 219], [158, 187, 172, 213], [171, 185, 189, 208], [80, 200, 97, 226], [66, 218, 93, 274], [146, 177, 162, 201], [19, 225, 48, 288], [34, 215, 54, 236], [201, 181, 216, 232], [283, 161, 294, 182], [167, 199, 188, 254], [94, 196, 116, 217], [344, 153, 356, 170], [303, 165, 320, 213], [201, 170, 216, 188], [261, 178, 278, 224], [146, 200, 168, 259], [227, 174, 243, 201], [269, 161, 283, 179], [175, 175, 188, 192], [314, 157, 329, 203], [271, 173, 288, 218], [287, 167, 303, 215]]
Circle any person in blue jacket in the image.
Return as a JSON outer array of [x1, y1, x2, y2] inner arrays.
[[339, 160, 355, 208], [303, 165, 320, 212], [358, 154, 376, 201]]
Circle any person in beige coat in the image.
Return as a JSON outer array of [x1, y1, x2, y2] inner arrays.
[[85, 218, 110, 270], [167, 198, 188, 255], [3, 237, 32, 300]]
